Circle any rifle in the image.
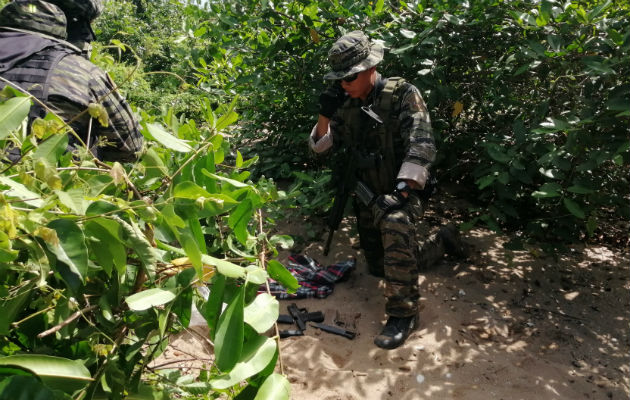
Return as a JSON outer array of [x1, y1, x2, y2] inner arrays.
[[323, 152, 376, 256]]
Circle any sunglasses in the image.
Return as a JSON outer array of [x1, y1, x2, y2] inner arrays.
[[341, 72, 360, 83]]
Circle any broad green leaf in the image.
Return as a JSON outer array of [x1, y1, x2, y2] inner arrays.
[[563, 198, 585, 219], [244, 293, 279, 334], [202, 274, 225, 340], [254, 373, 291, 400], [0, 375, 59, 400], [267, 260, 299, 294], [179, 228, 202, 277], [245, 265, 268, 285], [486, 144, 511, 164], [201, 170, 252, 188], [475, 175, 496, 190], [47, 219, 88, 283], [173, 181, 212, 199], [144, 123, 192, 152], [125, 288, 176, 311], [214, 286, 244, 371], [567, 185, 595, 194], [85, 219, 126, 276], [0, 176, 44, 207], [211, 335, 276, 389], [0, 97, 31, 140], [32, 133, 68, 165], [531, 182, 562, 198], [373, 0, 384, 14], [141, 147, 168, 179], [269, 235, 294, 250], [112, 216, 157, 281], [228, 198, 253, 245], [156, 240, 246, 279], [55, 188, 87, 215], [0, 282, 34, 335], [0, 354, 92, 393]]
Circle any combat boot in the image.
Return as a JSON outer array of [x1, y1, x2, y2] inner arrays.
[[374, 315, 416, 349], [438, 223, 469, 259]]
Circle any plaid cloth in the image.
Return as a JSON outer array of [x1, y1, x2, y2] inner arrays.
[[266, 254, 355, 299]]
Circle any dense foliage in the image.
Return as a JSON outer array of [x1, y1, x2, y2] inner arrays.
[[0, 0, 627, 398]]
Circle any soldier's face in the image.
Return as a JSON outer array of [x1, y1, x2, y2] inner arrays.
[[341, 67, 376, 100]]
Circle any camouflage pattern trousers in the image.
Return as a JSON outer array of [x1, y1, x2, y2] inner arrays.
[[353, 193, 446, 317]]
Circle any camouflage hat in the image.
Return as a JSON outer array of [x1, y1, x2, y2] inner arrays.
[[0, 0, 67, 39], [324, 31, 384, 81], [48, 0, 103, 21]]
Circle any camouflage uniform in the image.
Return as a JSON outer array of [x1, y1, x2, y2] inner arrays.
[[311, 31, 455, 320], [0, 0, 142, 162]]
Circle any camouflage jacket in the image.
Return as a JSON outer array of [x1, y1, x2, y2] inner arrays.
[[329, 74, 436, 194], [0, 0, 142, 162]]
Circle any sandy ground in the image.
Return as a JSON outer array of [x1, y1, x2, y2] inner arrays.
[[154, 196, 630, 400]]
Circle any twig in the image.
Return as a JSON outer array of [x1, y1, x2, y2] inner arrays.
[[37, 304, 98, 338], [257, 209, 285, 375]]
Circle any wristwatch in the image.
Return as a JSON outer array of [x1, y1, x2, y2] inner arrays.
[[395, 180, 411, 196]]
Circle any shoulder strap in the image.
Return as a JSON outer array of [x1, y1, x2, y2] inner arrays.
[[376, 77, 406, 116]]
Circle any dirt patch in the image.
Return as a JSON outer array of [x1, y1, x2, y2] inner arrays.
[[152, 193, 629, 400]]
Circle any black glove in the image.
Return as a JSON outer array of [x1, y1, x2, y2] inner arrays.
[[319, 82, 347, 118], [372, 193, 407, 226]]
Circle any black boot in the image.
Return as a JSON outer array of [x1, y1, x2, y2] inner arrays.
[[438, 223, 469, 259], [374, 315, 416, 349]]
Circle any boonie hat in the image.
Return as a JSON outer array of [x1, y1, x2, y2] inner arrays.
[[0, 0, 67, 39], [48, 0, 103, 21], [324, 30, 384, 81]]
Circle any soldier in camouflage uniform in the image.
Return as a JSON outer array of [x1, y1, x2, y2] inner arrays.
[[310, 31, 467, 349], [0, 0, 143, 162]]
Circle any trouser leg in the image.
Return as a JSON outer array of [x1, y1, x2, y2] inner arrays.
[[380, 195, 426, 318]]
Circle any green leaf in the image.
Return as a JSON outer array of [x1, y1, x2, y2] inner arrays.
[[254, 373, 291, 400], [47, 219, 89, 283], [201, 170, 252, 189], [0, 282, 34, 335], [0, 176, 44, 207], [125, 288, 176, 311], [0, 354, 92, 393], [567, 185, 595, 194], [244, 293, 279, 334], [0, 375, 56, 400], [267, 260, 299, 294], [112, 216, 157, 281], [211, 335, 276, 389], [563, 198, 585, 219], [85, 219, 126, 276], [202, 274, 225, 341], [475, 175, 496, 190], [55, 188, 87, 215], [157, 241, 246, 279], [0, 97, 31, 140], [531, 182, 562, 198], [144, 123, 192, 152], [32, 133, 68, 165], [486, 144, 511, 164], [214, 286, 245, 371], [373, 0, 384, 14], [228, 198, 253, 246], [269, 235, 294, 250], [173, 181, 212, 199]]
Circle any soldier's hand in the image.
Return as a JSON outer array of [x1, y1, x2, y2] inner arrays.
[[319, 81, 347, 118], [372, 193, 406, 226]]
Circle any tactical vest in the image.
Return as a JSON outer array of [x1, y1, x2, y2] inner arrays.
[[0, 32, 76, 123], [337, 77, 407, 194]]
